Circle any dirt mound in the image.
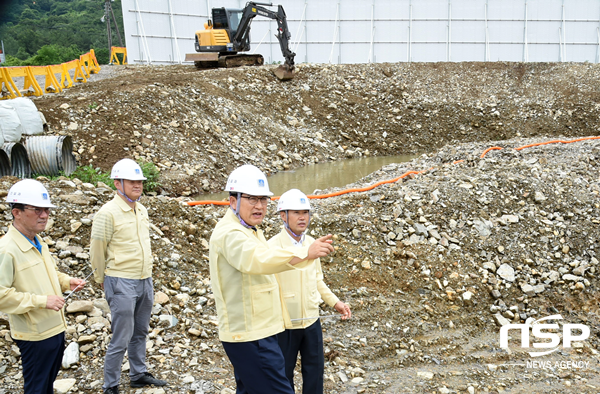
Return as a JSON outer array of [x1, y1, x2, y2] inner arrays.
[[32, 62, 600, 196], [0, 63, 599, 393]]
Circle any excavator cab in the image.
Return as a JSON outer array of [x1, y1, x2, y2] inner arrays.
[[195, 8, 246, 54], [210, 8, 250, 53]]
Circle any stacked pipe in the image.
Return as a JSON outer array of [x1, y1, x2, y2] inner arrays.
[[2, 142, 30, 178], [0, 150, 11, 177], [25, 136, 77, 176], [0, 136, 77, 179]]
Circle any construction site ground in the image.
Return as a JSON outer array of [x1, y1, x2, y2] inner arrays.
[[1, 62, 600, 394]]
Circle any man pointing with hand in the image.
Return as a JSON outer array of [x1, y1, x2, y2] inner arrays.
[[209, 165, 334, 394]]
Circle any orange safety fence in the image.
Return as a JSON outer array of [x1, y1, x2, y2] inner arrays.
[[188, 136, 600, 206], [0, 50, 101, 100]]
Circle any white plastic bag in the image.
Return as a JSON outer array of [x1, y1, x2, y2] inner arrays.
[[0, 103, 20, 144], [9, 97, 44, 135]]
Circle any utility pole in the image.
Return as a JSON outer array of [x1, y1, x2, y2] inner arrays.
[[104, 0, 124, 51], [105, 0, 112, 52], [110, 2, 124, 47]]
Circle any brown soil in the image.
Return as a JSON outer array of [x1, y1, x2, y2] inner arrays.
[[31, 62, 600, 195], [1, 62, 600, 393]]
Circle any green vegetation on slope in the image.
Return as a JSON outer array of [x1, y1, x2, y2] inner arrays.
[[40, 161, 162, 194], [0, 0, 124, 66]]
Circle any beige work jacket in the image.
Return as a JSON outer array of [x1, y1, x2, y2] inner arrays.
[[0, 226, 71, 341], [90, 195, 152, 284], [270, 230, 339, 329], [209, 209, 311, 342]]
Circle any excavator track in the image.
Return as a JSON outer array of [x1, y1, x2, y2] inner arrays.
[[191, 54, 265, 70], [219, 54, 264, 68]]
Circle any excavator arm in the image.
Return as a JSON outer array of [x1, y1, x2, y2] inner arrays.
[[233, 2, 296, 79]]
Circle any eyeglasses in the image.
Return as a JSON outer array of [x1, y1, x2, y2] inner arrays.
[[23, 207, 52, 216], [241, 196, 270, 206]]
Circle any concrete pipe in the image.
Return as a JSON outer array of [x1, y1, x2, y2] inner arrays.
[[0, 150, 11, 178], [3, 143, 31, 179], [25, 136, 77, 176]]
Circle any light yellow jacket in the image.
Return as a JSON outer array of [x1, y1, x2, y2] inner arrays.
[[90, 195, 152, 284], [270, 230, 339, 329], [0, 226, 71, 341], [209, 209, 312, 343]]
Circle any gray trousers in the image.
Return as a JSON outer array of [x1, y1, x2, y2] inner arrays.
[[103, 276, 153, 389]]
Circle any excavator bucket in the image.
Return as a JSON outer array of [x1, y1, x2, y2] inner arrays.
[[273, 64, 295, 81]]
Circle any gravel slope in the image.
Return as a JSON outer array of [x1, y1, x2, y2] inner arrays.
[[0, 62, 599, 393]]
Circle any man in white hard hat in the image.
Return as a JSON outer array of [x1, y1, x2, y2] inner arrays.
[[270, 189, 351, 394], [209, 164, 335, 394], [90, 159, 166, 393], [0, 179, 86, 394]]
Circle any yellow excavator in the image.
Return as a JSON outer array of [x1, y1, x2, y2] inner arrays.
[[185, 2, 296, 80]]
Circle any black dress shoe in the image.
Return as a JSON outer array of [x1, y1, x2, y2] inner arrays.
[[104, 387, 119, 394], [130, 372, 167, 387]]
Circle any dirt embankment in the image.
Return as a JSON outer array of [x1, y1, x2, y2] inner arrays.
[[0, 63, 599, 394], [32, 62, 600, 195]]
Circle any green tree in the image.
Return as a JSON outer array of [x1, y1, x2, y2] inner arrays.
[[94, 47, 110, 65], [0, 0, 125, 65], [14, 27, 42, 57]]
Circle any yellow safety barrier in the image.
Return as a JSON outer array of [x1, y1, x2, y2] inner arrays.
[[66, 59, 87, 84], [6, 66, 44, 97], [110, 46, 128, 65], [0, 51, 99, 100], [79, 49, 101, 76], [0, 67, 21, 99], [29, 66, 62, 94], [49, 62, 73, 89]]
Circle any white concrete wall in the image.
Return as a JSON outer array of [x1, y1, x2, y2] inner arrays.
[[121, 0, 600, 65]]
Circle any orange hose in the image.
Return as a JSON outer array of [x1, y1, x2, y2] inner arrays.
[[188, 200, 229, 206], [188, 170, 427, 205], [306, 170, 426, 200], [480, 147, 503, 158], [188, 136, 600, 206], [515, 136, 600, 150]]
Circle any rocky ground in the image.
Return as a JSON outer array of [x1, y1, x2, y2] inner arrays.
[[30, 61, 600, 195], [1, 62, 600, 393]]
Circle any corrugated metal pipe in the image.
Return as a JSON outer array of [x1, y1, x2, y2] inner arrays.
[[3, 143, 31, 178], [0, 150, 11, 178], [25, 136, 77, 176]]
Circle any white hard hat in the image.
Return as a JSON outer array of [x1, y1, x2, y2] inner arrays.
[[110, 158, 147, 180], [6, 179, 56, 208], [225, 164, 273, 196], [277, 189, 311, 212]]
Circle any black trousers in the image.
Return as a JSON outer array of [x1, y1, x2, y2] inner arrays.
[[15, 332, 65, 394], [277, 319, 324, 394], [222, 335, 295, 394]]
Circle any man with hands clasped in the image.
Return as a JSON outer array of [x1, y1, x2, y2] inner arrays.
[[90, 159, 166, 393]]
